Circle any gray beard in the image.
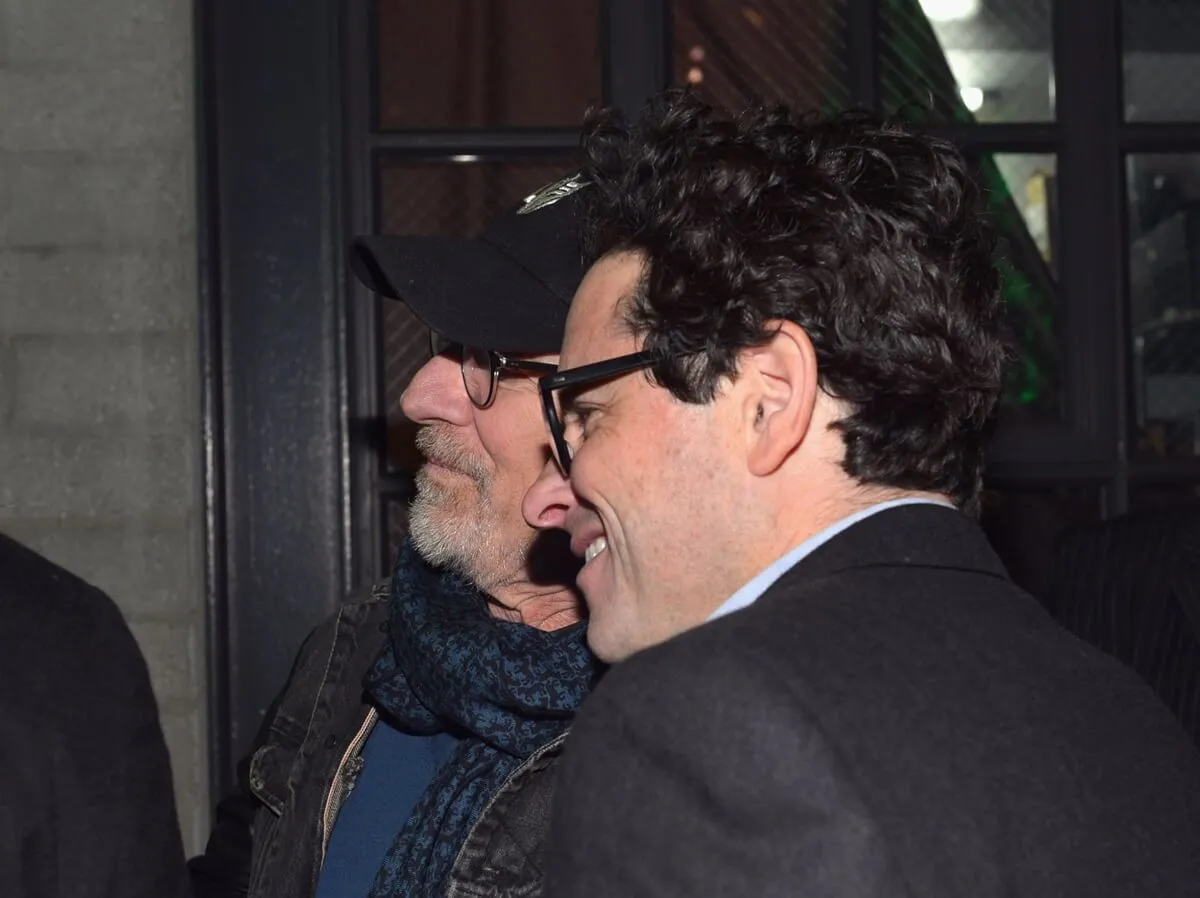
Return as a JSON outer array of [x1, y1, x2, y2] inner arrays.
[[406, 428, 524, 594], [408, 467, 484, 567]]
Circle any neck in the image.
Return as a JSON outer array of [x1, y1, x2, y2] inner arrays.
[[748, 480, 952, 576], [485, 582, 584, 631]]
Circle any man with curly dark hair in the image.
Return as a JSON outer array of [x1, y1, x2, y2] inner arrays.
[[522, 93, 1200, 896]]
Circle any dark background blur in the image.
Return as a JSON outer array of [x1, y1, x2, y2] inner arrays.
[[199, 0, 1200, 799]]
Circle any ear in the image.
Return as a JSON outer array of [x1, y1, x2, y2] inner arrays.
[[737, 320, 820, 477]]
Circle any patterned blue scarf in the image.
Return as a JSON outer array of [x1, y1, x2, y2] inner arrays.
[[363, 540, 599, 898]]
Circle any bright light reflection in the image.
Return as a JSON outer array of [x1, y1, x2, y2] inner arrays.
[[919, 0, 981, 22]]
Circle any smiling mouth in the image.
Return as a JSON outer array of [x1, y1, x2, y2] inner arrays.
[[583, 536, 608, 564]]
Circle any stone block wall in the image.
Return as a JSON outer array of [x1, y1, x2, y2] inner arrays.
[[0, 0, 206, 851]]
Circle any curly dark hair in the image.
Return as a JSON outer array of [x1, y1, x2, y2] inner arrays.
[[578, 90, 1005, 513]]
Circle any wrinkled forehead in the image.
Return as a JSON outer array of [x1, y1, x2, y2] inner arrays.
[[561, 250, 645, 367]]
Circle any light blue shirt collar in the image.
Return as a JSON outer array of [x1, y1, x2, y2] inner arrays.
[[707, 498, 954, 623]]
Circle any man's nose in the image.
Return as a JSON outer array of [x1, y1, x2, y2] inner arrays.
[[523, 456, 578, 531], [400, 354, 471, 426]]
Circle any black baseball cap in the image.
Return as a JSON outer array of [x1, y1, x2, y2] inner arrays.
[[349, 173, 590, 355]]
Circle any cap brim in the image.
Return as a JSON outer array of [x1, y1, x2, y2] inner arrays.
[[349, 235, 568, 355]]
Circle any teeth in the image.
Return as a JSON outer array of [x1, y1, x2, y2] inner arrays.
[[583, 537, 608, 564]]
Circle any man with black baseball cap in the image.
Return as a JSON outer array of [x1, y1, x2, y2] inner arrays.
[[190, 175, 601, 898], [351, 171, 587, 354]]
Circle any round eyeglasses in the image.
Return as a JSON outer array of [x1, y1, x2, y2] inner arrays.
[[429, 331, 558, 410]]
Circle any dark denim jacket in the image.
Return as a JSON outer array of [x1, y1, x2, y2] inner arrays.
[[189, 585, 565, 898]]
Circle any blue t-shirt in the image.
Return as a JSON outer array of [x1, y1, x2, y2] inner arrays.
[[314, 719, 457, 898]]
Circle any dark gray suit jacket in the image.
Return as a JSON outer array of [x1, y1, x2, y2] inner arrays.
[[545, 505, 1200, 897], [0, 532, 188, 898]]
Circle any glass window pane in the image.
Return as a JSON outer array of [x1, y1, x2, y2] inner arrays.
[[376, 158, 578, 468], [1124, 0, 1200, 121], [982, 153, 1060, 416], [1128, 154, 1200, 458], [672, 0, 851, 111], [376, 0, 601, 129], [880, 0, 1053, 123]]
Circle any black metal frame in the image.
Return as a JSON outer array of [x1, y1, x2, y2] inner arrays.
[[199, 0, 1200, 800], [981, 0, 1123, 472], [197, 0, 350, 799]]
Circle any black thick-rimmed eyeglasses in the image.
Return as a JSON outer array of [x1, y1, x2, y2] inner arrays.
[[430, 332, 558, 410], [538, 350, 664, 475]]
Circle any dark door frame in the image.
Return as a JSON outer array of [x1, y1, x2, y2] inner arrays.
[[196, 0, 350, 798]]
